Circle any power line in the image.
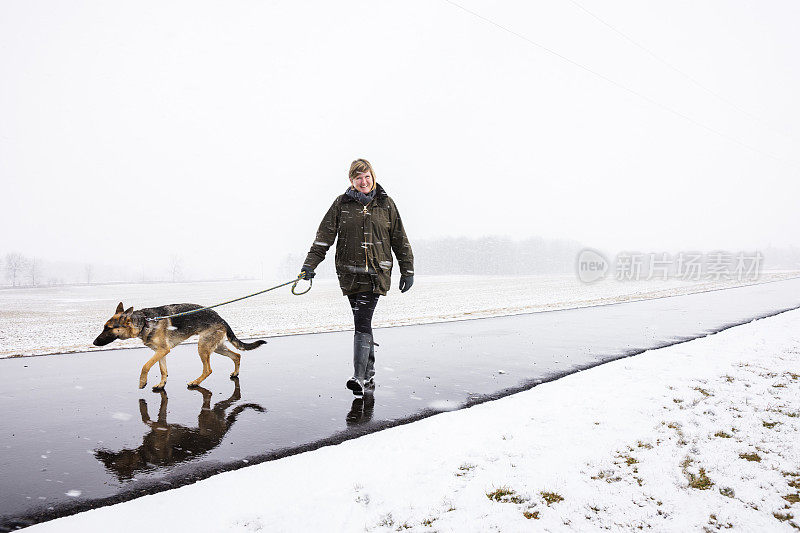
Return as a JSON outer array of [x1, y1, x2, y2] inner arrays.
[[441, 0, 799, 170], [566, 0, 793, 141]]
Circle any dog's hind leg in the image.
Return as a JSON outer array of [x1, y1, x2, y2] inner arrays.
[[189, 328, 225, 387], [214, 345, 241, 378], [140, 349, 169, 389], [153, 357, 168, 390], [188, 349, 212, 388]]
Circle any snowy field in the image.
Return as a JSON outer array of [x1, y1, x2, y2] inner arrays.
[[21, 292, 800, 532], [1, 272, 798, 358]]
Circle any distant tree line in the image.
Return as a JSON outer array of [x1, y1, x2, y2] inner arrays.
[[277, 236, 587, 278], [1, 253, 195, 288], [4, 243, 799, 288], [277, 239, 800, 279], [413, 236, 585, 275]]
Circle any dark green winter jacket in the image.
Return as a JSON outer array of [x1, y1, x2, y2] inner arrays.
[[303, 183, 414, 296]]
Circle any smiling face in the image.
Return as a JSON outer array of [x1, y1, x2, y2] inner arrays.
[[350, 171, 374, 194]]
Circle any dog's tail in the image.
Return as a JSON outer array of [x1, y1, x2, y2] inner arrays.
[[225, 323, 267, 351]]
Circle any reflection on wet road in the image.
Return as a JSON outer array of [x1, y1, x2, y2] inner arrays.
[[346, 396, 375, 427], [1, 277, 799, 530], [95, 380, 265, 481]]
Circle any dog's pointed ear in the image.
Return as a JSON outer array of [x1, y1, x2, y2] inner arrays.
[[124, 306, 134, 315], [116, 302, 124, 314]]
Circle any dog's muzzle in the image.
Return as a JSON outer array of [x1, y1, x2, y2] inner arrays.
[[93, 332, 115, 346]]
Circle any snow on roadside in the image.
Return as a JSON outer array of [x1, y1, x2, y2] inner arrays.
[[23, 308, 800, 532], [2, 272, 797, 357]]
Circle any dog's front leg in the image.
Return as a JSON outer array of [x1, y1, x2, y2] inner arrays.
[[153, 357, 169, 390], [140, 349, 170, 389]]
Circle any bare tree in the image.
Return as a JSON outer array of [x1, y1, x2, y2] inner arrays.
[[85, 264, 93, 285], [4, 253, 28, 286], [28, 257, 41, 286], [169, 255, 183, 282]]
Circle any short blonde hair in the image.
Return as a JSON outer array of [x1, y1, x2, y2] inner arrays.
[[348, 158, 377, 191]]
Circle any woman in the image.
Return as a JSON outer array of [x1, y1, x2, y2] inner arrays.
[[301, 159, 414, 396]]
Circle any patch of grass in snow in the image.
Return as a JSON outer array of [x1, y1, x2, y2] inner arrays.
[[714, 430, 732, 438], [708, 514, 734, 529], [486, 486, 516, 502], [724, 375, 735, 383], [762, 420, 780, 429], [680, 456, 713, 490], [395, 521, 412, 530], [455, 463, 475, 476], [687, 468, 714, 490], [788, 372, 799, 380], [773, 383, 787, 388], [540, 491, 564, 505], [693, 386, 713, 397], [623, 455, 638, 466], [784, 493, 800, 504], [420, 517, 437, 527], [636, 441, 653, 449], [591, 470, 622, 483], [523, 509, 540, 519], [673, 398, 684, 404], [719, 487, 735, 498], [377, 513, 394, 527], [739, 452, 761, 462], [773, 511, 793, 523]]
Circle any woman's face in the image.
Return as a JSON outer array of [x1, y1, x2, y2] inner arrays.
[[350, 171, 373, 194]]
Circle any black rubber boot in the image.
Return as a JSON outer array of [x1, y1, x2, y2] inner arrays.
[[346, 332, 372, 396], [365, 338, 378, 390]]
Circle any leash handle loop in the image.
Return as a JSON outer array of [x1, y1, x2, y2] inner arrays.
[[292, 277, 312, 295]]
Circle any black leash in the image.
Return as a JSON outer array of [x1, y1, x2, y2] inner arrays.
[[145, 273, 312, 322]]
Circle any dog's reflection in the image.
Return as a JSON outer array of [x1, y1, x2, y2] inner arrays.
[[346, 395, 375, 427], [95, 378, 265, 480]]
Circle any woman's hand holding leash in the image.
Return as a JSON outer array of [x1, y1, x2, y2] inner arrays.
[[300, 266, 316, 280]]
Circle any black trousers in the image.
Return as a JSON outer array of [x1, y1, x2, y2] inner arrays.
[[347, 292, 380, 335]]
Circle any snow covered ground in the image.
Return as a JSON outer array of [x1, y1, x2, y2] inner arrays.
[[2, 272, 797, 357], [22, 303, 800, 532]]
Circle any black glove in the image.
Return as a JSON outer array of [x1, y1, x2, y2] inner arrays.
[[300, 266, 315, 280], [399, 275, 413, 293]]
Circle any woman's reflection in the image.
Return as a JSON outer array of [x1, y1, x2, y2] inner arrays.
[[346, 395, 375, 427]]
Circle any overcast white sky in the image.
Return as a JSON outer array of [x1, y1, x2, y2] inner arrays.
[[1, 0, 798, 277]]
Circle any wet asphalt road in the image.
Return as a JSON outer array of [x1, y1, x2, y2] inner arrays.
[[2, 278, 800, 531]]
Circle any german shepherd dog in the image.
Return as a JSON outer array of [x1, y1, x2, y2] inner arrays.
[[93, 302, 266, 390]]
